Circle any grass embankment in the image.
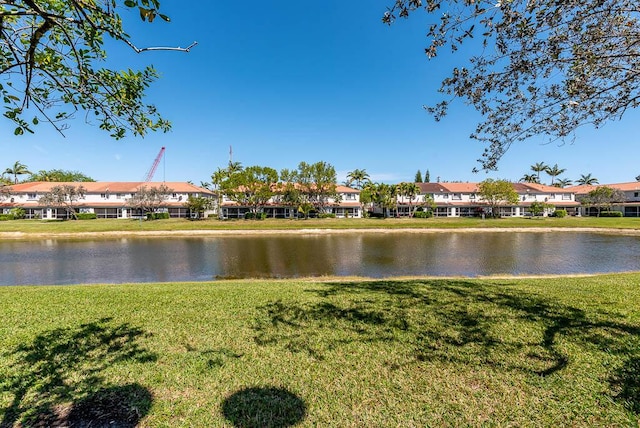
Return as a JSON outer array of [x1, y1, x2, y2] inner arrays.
[[1, 216, 639, 235], [1, 275, 639, 426]]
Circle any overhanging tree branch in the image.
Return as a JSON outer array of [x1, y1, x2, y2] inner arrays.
[[0, 0, 196, 138]]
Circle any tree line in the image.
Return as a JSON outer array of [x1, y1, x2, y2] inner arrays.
[[519, 162, 601, 187]]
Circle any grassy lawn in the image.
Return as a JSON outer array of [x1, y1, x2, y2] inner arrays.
[[1, 275, 639, 426], [1, 216, 640, 234]]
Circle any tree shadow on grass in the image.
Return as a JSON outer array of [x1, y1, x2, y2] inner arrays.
[[0, 317, 157, 427], [253, 279, 640, 415], [221, 386, 306, 428]]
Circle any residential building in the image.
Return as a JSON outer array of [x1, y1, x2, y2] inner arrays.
[[569, 182, 640, 216], [395, 182, 579, 217], [220, 185, 362, 219], [1, 182, 214, 219]]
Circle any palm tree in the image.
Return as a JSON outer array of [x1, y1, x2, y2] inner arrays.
[[226, 161, 243, 177], [553, 178, 573, 188], [519, 173, 539, 183], [4, 161, 31, 184], [397, 182, 421, 217], [346, 169, 370, 190], [530, 162, 548, 183], [211, 167, 228, 219], [545, 163, 566, 185], [575, 173, 599, 185]]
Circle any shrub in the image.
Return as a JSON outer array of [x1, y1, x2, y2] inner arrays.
[[9, 207, 25, 219], [552, 209, 567, 218], [244, 212, 267, 220], [367, 212, 385, 218], [146, 212, 170, 220], [600, 211, 623, 217], [76, 213, 97, 220], [0, 208, 26, 220], [318, 213, 336, 219], [414, 210, 433, 218]]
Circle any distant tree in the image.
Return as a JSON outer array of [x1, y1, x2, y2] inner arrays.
[[576, 174, 599, 186], [28, 169, 95, 182], [530, 163, 548, 184], [529, 201, 554, 216], [553, 178, 573, 188], [126, 184, 173, 217], [346, 169, 370, 190], [519, 174, 540, 184], [367, 183, 397, 218], [478, 179, 519, 218], [0, 185, 11, 201], [0, 175, 12, 186], [384, 1, 640, 170], [422, 194, 436, 213], [4, 161, 31, 184], [424, 169, 430, 183], [183, 195, 214, 219], [278, 168, 304, 218], [0, 1, 198, 139], [295, 161, 339, 215], [359, 182, 376, 216], [209, 167, 228, 219], [397, 182, 421, 217], [545, 164, 566, 185], [38, 184, 86, 219], [579, 186, 625, 216], [222, 166, 278, 219], [226, 161, 243, 176], [636, 175, 640, 182], [414, 170, 423, 183]]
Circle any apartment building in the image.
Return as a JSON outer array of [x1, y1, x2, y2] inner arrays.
[[1, 182, 214, 219]]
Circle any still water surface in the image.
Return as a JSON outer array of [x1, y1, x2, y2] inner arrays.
[[1, 232, 640, 285]]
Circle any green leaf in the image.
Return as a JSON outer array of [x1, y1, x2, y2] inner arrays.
[[124, 0, 136, 7], [159, 14, 170, 22], [32, 117, 39, 125], [14, 127, 23, 135]]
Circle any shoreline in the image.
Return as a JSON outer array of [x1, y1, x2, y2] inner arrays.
[[2, 226, 640, 240]]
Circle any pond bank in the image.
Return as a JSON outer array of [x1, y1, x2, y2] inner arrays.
[[2, 226, 640, 240]]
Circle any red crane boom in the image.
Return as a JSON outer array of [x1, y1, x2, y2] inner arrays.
[[143, 147, 165, 182]]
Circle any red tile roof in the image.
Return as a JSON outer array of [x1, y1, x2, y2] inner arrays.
[[568, 182, 640, 194], [8, 181, 214, 195]]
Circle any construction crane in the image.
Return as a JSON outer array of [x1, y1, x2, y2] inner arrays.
[[143, 147, 165, 182]]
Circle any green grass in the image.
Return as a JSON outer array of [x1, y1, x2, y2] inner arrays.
[[1, 274, 639, 426], [1, 216, 640, 234]]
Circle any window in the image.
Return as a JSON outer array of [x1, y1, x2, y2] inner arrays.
[[100, 193, 110, 199], [27, 193, 37, 200], [470, 193, 476, 199], [562, 194, 572, 200], [635, 192, 639, 197], [116, 193, 124, 198], [550, 193, 556, 199], [172, 193, 178, 198], [452, 193, 462, 200], [346, 193, 356, 200], [442, 194, 449, 199]]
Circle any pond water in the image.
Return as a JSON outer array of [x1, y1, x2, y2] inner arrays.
[[1, 232, 640, 285]]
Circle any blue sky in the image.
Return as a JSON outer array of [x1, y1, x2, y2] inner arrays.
[[2, 1, 639, 185]]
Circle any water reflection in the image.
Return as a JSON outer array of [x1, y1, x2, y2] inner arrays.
[[1, 232, 640, 285]]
